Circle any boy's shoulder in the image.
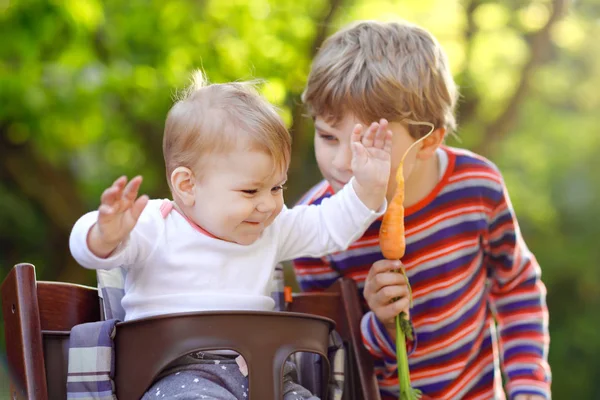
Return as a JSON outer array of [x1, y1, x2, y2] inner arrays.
[[295, 180, 334, 206], [444, 146, 504, 185]]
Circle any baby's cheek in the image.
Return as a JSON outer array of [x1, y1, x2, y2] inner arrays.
[[266, 203, 284, 226]]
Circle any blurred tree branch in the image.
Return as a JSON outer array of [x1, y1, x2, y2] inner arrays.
[[473, 0, 570, 155], [455, 0, 483, 126], [0, 123, 92, 284], [288, 0, 344, 198]]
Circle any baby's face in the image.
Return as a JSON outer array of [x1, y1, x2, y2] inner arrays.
[[313, 113, 420, 201], [189, 148, 287, 245]]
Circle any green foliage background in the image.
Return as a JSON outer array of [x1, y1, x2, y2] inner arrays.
[[1, 0, 599, 397]]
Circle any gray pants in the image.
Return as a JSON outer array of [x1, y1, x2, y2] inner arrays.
[[142, 352, 319, 400]]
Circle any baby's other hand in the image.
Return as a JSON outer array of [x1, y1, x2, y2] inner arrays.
[[87, 175, 148, 258]]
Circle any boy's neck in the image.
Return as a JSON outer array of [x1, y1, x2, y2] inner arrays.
[[398, 150, 441, 208]]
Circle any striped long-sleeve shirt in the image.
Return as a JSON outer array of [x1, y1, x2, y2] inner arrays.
[[292, 146, 551, 400]]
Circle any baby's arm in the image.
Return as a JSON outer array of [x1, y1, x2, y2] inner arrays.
[[275, 179, 385, 261], [276, 121, 390, 261], [70, 176, 154, 270]]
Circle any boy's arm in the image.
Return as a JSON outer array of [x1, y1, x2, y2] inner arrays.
[[292, 256, 341, 293], [487, 181, 551, 399], [361, 311, 417, 376]]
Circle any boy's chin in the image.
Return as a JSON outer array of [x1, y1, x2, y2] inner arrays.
[[327, 179, 347, 193]]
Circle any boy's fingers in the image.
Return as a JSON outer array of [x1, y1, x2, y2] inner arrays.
[[371, 259, 403, 275], [391, 297, 410, 316], [377, 284, 409, 304], [373, 271, 407, 289], [379, 298, 410, 322]]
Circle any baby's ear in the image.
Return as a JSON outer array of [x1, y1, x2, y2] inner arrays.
[[171, 167, 196, 206], [417, 128, 445, 159]]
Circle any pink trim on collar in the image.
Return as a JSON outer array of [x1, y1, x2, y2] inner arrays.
[[160, 200, 173, 218], [163, 200, 219, 239]]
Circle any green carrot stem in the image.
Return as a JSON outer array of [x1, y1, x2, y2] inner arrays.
[[396, 312, 412, 400]]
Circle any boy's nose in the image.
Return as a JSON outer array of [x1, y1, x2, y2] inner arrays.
[[332, 147, 353, 172]]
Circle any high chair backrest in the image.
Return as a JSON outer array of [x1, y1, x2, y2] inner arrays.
[[1, 263, 101, 399], [1, 263, 335, 400], [290, 279, 382, 400]]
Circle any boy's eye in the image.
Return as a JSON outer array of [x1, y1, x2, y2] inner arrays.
[[317, 132, 338, 142]]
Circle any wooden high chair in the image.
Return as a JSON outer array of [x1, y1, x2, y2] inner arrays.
[[1, 263, 381, 400]]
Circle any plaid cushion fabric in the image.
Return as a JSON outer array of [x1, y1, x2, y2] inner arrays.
[[66, 319, 118, 400]]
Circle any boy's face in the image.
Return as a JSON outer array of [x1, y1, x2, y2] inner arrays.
[[189, 147, 287, 245], [314, 114, 420, 200]]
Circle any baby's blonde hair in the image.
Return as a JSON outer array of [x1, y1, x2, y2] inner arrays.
[[163, 71, 291, 188], [303, 20, 459, 138]]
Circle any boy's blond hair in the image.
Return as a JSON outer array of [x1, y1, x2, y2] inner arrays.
[[303, 20, 459, 138], [163, 71, 291, 188]]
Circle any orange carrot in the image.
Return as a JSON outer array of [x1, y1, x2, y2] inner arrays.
[[379, 161, 407, 260], [378, 120, 435, 400], [379, 121, 435, 260]]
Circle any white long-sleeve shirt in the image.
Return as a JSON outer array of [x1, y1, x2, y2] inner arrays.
[[70, 180, 385, 321]]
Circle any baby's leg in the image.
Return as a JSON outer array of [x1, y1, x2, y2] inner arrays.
[[142, 370, 237, 400], [282, 361, 321, 400]]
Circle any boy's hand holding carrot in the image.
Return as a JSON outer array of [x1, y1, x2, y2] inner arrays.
[[351, 119, 393, 211], [87, 175, 149, 258], [364, 259, 412, 337]]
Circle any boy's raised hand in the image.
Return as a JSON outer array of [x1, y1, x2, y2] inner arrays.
[[87, 176, 148, 258], [350, 119, 392, 211]]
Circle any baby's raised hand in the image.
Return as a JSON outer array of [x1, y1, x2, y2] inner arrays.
[[350, 119, 392, 211], [87, 176, 148, 258]]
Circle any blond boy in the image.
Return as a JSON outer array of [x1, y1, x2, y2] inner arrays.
[[294, 21, 551, 400]]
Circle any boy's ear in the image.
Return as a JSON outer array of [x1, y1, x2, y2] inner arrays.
[[417, 128, 445, 159], [171, 167, 196, 206]]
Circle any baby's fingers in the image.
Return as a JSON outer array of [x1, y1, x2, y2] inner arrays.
[[123, 176, 144, 201], [350, 124, 363, 145], [130, 195, 149, 222], [100, 176, 127, 204], [100, 184, 123, 207], [372, 119, 389, 149], [361, 122, 378, 148], [97, 203, 118, 227]]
